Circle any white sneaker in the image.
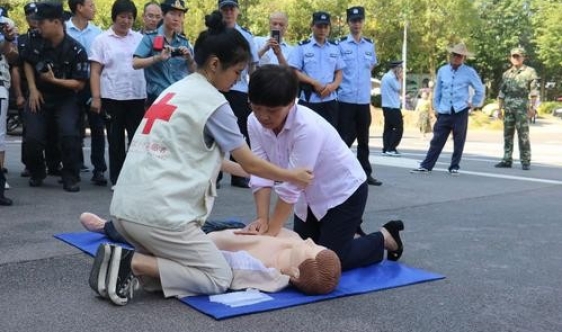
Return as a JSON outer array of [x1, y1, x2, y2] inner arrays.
[[4, 181, 9, 189]]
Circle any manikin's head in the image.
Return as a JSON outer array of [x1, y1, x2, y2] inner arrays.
[[290, 245, 341, 295]]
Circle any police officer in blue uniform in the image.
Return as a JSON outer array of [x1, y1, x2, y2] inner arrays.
[[20, 2, 89, 192], [288, 11, 345, 129], [217, 0, 259, 188], [338, 6, 381, 186], [132, 0, 194, 106]]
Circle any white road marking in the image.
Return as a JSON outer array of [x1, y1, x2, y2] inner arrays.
[[371, 155, 562, 185]]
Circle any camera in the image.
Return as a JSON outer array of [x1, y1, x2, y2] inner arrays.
[[170, 48, 183, 57], [35, 61, 54, 73]]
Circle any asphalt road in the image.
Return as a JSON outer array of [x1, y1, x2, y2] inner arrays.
[[1, 117, 561, 332]]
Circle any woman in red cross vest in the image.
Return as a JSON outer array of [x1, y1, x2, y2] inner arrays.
[[87, 10, 312, 306]]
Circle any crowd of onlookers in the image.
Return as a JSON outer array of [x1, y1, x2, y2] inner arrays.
[[0, 0, 387, 206], [0, 0, 538, 208]]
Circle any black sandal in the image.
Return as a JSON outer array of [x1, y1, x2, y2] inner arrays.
[[382, 220, 404, 261]]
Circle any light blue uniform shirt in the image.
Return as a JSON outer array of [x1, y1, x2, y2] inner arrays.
[[253, 35, 294, 66], [231, 25, 258, 93], [288, 37, 346, 103], [338, 34, 377, 104], [381, 70, 401, 108], [65, 19, 102, 56], [134, 26, 193, 100], [434, 63, 485, 114]]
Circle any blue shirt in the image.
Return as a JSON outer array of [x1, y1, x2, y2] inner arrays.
[[338, 34, 377, 104], [65, 19, 102, 56], [381, 70, 401, 108], [434, 63, 485, 114], [134, 26, 193, 99], [231, 25, 258, 93], [288, 37, 346, 103]]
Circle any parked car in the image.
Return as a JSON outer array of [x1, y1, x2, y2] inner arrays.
[[553, 107, 562, 118]]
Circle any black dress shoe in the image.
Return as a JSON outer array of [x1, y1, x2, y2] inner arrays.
[[382, 220, 404, 261], [91, 172, 108, 186], [29, 178, 44, 187], [0, 196, 12, 206], [231, 176, 250, 189], [367, 176, 383, 186], [63, 180, 80, 192]]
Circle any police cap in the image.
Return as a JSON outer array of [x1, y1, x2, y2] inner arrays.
[[24, 2, 37, 16], [346, 6, 365, 21], [218, 0, 239, 9], [389, 60, 403, 68], [31, 2, 64, 21], [312, 11, 331, 25], [161, 0, 188, 12]]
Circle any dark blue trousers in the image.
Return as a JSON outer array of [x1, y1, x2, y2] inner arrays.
[[421, 109, 469, 171], [293, 182, 384, 271], [338, 102, 373, 177]]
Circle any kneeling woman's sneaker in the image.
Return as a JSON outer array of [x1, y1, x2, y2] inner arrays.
[[107, 245, 139, 306], [89, 243, 112, 298]]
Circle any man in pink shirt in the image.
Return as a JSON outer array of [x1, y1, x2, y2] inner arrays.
[[243, 65, 405, 270]]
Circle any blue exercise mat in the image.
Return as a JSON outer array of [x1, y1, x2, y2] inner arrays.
[[55, 232, 444, 320]]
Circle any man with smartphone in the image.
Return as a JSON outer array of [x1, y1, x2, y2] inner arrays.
[[337, 6, 381, 186], [253, 12, 293, 66]]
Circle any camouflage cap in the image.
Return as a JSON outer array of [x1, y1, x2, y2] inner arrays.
[[510, 47, 527, 56]]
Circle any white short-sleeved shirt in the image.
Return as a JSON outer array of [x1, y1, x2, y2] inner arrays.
[[89, 28, 146, 100]]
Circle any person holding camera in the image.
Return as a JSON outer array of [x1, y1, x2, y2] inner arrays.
[[89, 0, 146, 188], [19, 2, 89, 192], [132, 0, 194, 107], [253, 12, 293, 66]]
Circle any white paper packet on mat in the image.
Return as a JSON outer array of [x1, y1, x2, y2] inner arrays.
[[209, 289, 274, 307]]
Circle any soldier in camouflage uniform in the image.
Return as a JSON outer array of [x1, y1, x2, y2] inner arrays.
[[495, 47, 538, 170]]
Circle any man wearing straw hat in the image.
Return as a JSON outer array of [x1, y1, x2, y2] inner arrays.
[[411, 43, 484, 175]]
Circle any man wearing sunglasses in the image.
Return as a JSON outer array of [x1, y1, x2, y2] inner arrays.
[[495, 47, 538, 170], [411, 43, 484, 175]]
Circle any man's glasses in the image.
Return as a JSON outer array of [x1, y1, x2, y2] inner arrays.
[[511, 54, 522, 59], [452, 53, 464, 58]]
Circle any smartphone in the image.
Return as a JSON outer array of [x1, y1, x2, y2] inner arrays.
[[153, 35, 164, 52], [271, 30, 280, 43]]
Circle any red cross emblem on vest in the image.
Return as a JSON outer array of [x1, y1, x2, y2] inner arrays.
[[142, 93, 178, 134]]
